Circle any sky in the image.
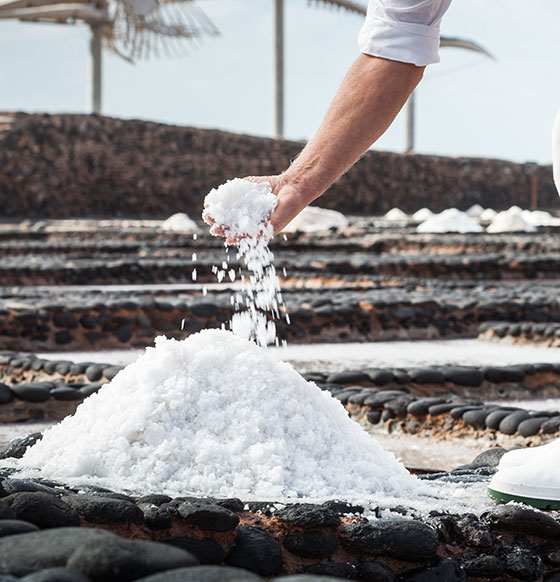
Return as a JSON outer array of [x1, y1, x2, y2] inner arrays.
[[0, 0, 559, 164]]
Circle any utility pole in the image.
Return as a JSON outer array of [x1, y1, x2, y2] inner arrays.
[[404, 91, 415, 153], [89, 23, 103, 114], [273, 0, 284, 139]]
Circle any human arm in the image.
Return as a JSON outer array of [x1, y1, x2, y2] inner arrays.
[[249, 54, 425, 235]]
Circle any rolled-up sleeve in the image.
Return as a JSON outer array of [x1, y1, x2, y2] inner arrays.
[[358, 0, 452, 66]]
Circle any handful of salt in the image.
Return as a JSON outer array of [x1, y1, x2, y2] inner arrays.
[[202, 178, 278, 240]]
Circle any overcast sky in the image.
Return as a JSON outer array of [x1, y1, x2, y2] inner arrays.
[[1, 0, 558, 164]]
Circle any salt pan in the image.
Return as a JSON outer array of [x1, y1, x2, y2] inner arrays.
[[16, 330, 418, 501]]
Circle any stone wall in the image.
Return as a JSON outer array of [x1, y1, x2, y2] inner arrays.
[[0, 112, 557, 218]]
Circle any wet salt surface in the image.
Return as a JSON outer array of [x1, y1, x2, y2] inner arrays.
[[37, 339, 560, 371]]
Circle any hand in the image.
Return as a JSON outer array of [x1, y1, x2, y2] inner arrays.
[[243, 175, 310, 237], [204, 175, 312, 244]]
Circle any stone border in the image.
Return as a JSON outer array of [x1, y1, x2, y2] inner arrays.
[[479, 321, 560, 348], [2, 282, 560, 350]]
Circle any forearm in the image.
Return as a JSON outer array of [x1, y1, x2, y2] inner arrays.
[[282, 54, 425, 205]]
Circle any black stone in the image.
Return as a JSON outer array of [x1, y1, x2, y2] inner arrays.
[[517, 417, 548, 437], [409, 368, 445, 384], [455, 448, 507, 470], [103, 365, 123, 380], [141, 505, 173, 530], [366, 409, 382, 424], [499, 411, 531, 435], [366, 369, 395, 386], [54, 330, 72, 345], [542, 416, 560, 434], [399, 558, 466, 582], [326, 370, 369, 384], [454, 514, 494, 548], [137, 494, 172, 506], [163, 536, 225, 565], [133, 566, 262, 582], [79, 314, 96, 330], [177, 502, 239, 532], [485, 409, 515, 430], [21, 568, 91, 582], [341, 519, 439, 562], [1, 479, 57, 496], [55, 362, 71, 376], [503, 546, 543, 581], [428, 402, 465, 416], [283, 530, 338, 559], [356, 560, 395, 582], [66, 535, 198, 582], [300, 562, 358, 579], [63, 495, 144, 525], [274, 503, 340, 528], [0, 520, 39, 538], [52, 312, 78, 329], [115, 324, 133, 343], [485, 505, 560, 538], [364, 390, 407, 408], [384, 394, 415, 417], [0, 433, 43, 460], [10, 383, 50, 403], [449, 405, 481, 419], [0, 503, 16, 519], [321, 500, 364, 515], [226, 525, 283, 576], [483, 366, 525, 383], [0, 527, 115, 576], [2, 492, 80, 529], [0, 384, 13, 404], [463, 408, 493, 429], [79, 383, 103, 397], [50, 387, 84, 401], [443, 367, 484, 387], [85, 364, 103, 382], [190, 303, 218, 318], [407, 398, 445, 417], [462, 555, 504, 579], [69, 363, 88, 376]]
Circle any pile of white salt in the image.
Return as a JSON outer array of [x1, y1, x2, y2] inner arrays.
[[16, 329, 417, 500]]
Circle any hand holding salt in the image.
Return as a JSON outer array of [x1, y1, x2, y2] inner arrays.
[[202, 178, 278, 243]]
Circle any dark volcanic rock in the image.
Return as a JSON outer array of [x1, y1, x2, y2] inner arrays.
[[0, 520, 39, 537], [0, 383, 13, 404], [399, 558, 466, 582], [300, 562, 358, 579], [226, 525, 283, 576], [3, 492, 80, 529], [0, 502, 17, 519], [163, 536, 225, 565], [443, 367, 484, 387], [498, 411, 531, 435], [341, 519, 439, 562], [84, 364, 103, 382], [0, 432, 43, 459], [283, 530, 338, 559], [462, 555, 504, 579], [0, 527, 115, 576], [134, 566, 262, 581], [503, 546, 543, 581], [274, 503, 340, 528], [10, 383, 50, 402], [407, 398, 445, 417], [485, 505, 560, 539], [141, 505, 174, 530], [66, 536, 198, 582], [176, 501, 239, 532], [356, 560, 395, 582], [409, 368, 445, 384], [517, 417, 549, 437], [63, 495, 144, 525], [454, 447, 507, 470], [20, 568, 92, 582], [1, 479, 57, 496], [485, 409, 515, 430]]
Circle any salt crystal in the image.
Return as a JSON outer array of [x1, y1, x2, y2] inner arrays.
[[192, 269, 197, 281], [14, 330, 419, 500]]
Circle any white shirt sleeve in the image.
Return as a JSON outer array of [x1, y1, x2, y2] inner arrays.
[[358, 0, 452, 66]]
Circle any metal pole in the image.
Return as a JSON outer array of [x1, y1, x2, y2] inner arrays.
[[89, 23, 102, 114], [404, 90, 415, 153], [273, 0, 284, 139]]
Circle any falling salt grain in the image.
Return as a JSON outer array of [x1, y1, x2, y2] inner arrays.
[[192, 269, 197, 282], [192, 252, 197, 261]]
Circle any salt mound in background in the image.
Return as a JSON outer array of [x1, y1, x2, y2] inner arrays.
[[161, 213, 199, 232], [284, 206, 349, 233], [417, 208, 483, 234], [17, 330, 416, 500]]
